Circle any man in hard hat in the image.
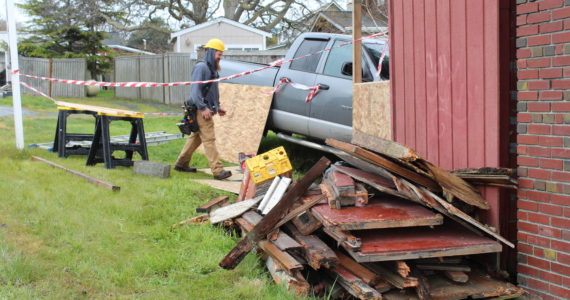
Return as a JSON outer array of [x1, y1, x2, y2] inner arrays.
[[174, 38, 232, 180]]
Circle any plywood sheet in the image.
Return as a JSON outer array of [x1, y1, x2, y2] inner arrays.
[[346, 226, 502, 262], [197, 83, 273, 164], [352, 81, 391, 141], [311, 197, 443, 230]]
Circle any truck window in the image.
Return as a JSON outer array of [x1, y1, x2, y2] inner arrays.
[[323, 40, 374, 81], [364, 43, 390, 80], [290, 39, 328, 73], [323, 41, 353, 79]]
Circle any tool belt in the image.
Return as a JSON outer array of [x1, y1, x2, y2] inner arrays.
[[177, 103, 199, 135]]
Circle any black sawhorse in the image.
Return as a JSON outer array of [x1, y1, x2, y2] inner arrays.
[[53, 107, 97, 157], [86, 114, 149, 169]]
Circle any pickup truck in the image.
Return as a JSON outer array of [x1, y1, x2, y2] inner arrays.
[[219, 32, 389, 143]]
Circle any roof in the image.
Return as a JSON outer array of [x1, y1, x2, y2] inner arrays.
[[312, 10, 388, 33], [171, 17, 272, 39]]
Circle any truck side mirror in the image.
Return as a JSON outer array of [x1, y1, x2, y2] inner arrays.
[[341, 62, 353, 76]]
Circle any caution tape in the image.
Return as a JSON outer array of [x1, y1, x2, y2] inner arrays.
[[266, 78, 321, 103], [12, 30, 388, 89]]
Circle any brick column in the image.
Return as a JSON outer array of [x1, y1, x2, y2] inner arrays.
[[516, 0, 570, 299]]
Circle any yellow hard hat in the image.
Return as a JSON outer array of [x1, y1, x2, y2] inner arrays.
[[204, 38, 225, 51]]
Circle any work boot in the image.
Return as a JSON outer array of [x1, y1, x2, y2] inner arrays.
[[214, 170, 232, 180], [174, 165, 197, 173]]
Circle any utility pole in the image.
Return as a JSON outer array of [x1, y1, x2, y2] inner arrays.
[[352, 0, 362, 83], [6, 0, 24, 150]]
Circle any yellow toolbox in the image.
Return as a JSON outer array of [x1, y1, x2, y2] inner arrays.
[[246, 146, 293, 184]]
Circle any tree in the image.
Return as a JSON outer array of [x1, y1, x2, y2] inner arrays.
[[141, 0, 325, 35], [17, 0, 126, 77], [126, 18, 172, 53]]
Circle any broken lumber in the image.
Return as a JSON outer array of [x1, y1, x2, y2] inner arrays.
[[209, 196, 262, 224], [171, 214, 209, 228], [415, 160, 489, 210], [322, 227, 362, 251], [258, 240, 303, 272], [444, 271, 469, 283], [327, 138, 439, 191], [196, 196, 230, 213], [291, 197, 323, 235], [219, 157, 331, 270], [331, 264, 383, 300], [364, 263, 419, 289], [335, 251, 381, 286], [266, 257, 310, 297], [241, 211, 302, 251], [31, 156, 120, 191], [286, 223, 338, 270], [331, 165, 408, 199], [416, 264, 471, 272], [351, 130, 420, 161]]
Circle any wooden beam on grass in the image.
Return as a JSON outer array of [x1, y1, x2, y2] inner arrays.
[[196, 196, 229, 213], [219, 157, 331, 270], [31, 156, 120, 191]]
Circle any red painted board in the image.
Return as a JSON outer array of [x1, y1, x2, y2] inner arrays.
[[311, 197, 443, 230], [332, 165, 396, 189], [355, 226, 501, 255]]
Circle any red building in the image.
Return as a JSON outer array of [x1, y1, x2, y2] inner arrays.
[[388, 0, 569, 299]]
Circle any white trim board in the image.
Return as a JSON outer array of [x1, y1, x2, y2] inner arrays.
[[171, 17, 272, 39]]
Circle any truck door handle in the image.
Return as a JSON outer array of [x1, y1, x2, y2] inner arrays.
[[317, 83, 330, 90]]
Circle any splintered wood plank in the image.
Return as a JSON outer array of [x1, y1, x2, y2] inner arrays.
[[346, 226, 502, 263], [258, 240, 303, 272], [335, 251, 381, 286], [322, 227, 362, 251], [427, 270, 524, 300], [364, 263, 419, 289], [311, 197, 444, 230], [219, 157, 331, 270], [444, 271, 469, 283], [266, 257, 310, 297], [196, 196, 230, 213], [330, 265, 383, 300], [331, 165, 408, 199], [241, 211, 301, 251], [286, 223, 338, 270], [352, 130, 420, 161], [326, 138, 439, 191], [209, 196, 262, 224], [416, 160, 490, 210]]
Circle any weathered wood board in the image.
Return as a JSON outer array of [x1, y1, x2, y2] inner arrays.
[[311, 197, 444, 230], [353, 81, 391, 140], [345, 226, 502, 262], [196, 83, 273, 164], [189, 179, 241, 194]]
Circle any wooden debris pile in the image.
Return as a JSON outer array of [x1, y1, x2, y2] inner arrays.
[[191, 137, 524, 300]]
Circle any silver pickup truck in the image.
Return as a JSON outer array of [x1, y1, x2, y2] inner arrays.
[[220, 32, 389, 142]]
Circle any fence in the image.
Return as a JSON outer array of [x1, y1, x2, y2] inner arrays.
[[114, 50, 287, 105], [19, 57, 86, 98]]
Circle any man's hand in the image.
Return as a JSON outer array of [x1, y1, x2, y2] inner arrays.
[[201, 108, 212, 120], [218, 108, 227, 117]]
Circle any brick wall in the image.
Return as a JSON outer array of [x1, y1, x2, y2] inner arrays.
[[516, 0, 570, 299]]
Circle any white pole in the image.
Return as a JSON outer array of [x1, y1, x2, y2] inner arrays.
[[6, 0, 24, 150]]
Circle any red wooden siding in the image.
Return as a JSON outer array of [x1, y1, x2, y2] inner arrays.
[[388, 0, 514, 229]]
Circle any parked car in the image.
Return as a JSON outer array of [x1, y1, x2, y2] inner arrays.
[[220, 32, 389, 142]]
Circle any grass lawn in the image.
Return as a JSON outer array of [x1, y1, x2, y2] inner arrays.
[[0, 92, 327, 299]]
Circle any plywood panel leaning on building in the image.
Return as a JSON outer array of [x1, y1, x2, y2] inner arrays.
[[196, 83, 273, 164], [352, 81, 391, 140]]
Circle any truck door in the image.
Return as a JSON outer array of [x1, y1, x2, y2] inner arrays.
[[309, 40, 375, 142], [270, 38, 329, 137]]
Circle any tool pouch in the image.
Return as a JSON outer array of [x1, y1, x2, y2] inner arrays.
[[177, 103, 199, 135]]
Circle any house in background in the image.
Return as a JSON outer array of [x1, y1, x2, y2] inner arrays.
[[170, 17, 272, 55], [311, 1, 387, 35]]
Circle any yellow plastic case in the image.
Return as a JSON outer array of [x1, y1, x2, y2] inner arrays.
[[246, 146, 293, 184]]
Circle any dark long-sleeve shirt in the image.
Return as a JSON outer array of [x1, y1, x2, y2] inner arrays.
[[188, 50, 220, 114]]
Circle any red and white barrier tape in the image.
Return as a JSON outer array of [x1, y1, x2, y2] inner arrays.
[[12, 30, 388, 89], [19, 81, 182, 116], [266, 77, 320, 103]]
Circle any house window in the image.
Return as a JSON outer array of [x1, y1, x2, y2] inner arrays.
[[290, 39, 328, 73]]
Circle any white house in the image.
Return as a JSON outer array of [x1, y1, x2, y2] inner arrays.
[[171, 17, 272, 54]]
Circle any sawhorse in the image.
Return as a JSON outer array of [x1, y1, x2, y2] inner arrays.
[[86, 113, 149, 169], [53, 107, 97, 157]]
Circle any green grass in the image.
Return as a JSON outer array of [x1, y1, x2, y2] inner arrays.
[[0, 94, 324, 299]]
